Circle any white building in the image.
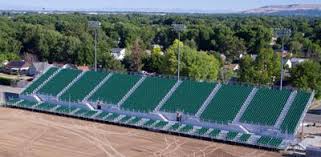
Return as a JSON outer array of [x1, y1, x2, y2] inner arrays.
[[285, 58, 307, 69], [111, 48, 126, 60]]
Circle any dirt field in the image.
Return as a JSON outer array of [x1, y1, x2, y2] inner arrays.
[[0, 107, 282, 157]]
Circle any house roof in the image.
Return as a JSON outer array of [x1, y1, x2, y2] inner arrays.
[[78, 65, 90, 71], [6, 60, 30, 69], [111, 48, 125, 54], [291, 58, 307, 63]]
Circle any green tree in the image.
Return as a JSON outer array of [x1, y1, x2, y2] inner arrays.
[[123, 39, 144, 72], [289, 40, 303, 55], [236, 25, 272, 54], [239, 48, 280, 85], [0, 53, 20, 65], [98, 52, 125, 71], [212, 26, 246, 62], [290, 61, 321, 99], [143, 46, 164, 73], [162, 39, 220, 81]]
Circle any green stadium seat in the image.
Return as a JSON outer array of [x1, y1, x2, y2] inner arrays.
[[127, 117, 142, 125], [95, 112, 109, 120], [83, 110, 98, 118], [143, 119, 156, 127], [194, 127, 208, 136], [22, 67, 58, 95], [161, 80, 215, 115], [200, 84, 252, 124], [154, 121, 168, 129], [37, 69, 82, 96], [73, 108, 89, 116], [60, 71, 108, 102], [55, 105, 77, 114], [35, 103, 57, 111], [280, 91, 311, 134], [168, 123, 180, 131], [14, 68, 314, 149], [239, 134, 251, 142], [6, 98, 21, 105], [122, 77, 176, 112], [257, 136, 271, 145], [240, 88, 291, 126], [17, 100, 38, 108], [179, 124, 193, 133], [268, 138, 282, 148], [104, 113, 119, 121], [226, 131, 238, 140], [209, 129, 220, 138], [89, 73, 141, 105], [119, 115, 132, 123]]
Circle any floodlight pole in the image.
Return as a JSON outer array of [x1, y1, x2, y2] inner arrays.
[[94, 30, 97, 71], [274, 28, 291, 90], [178, 32, 181, 80], [172, 24, 186, 81], [88, 21, 101, 71], [280, 37, 285, 90]]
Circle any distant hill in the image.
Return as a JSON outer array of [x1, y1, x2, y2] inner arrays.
[[242, 4, 321, 16]]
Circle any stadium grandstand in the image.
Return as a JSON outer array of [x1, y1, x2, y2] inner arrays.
[[6, 66, 314, 150]]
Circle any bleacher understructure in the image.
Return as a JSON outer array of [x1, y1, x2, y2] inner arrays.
[[6, 67, 314, 150]]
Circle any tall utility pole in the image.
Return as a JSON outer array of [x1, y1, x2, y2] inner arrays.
[[274, 28, 291, 90], [88, 21, 101, 71], [172, 24, 186, 80]]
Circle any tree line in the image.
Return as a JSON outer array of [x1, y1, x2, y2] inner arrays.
[[1, 13, 321, 98]]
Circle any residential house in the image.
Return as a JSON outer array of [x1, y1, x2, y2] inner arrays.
[[285, 58, 307, 69], [111, 48, 126, 60], [4, 60, 31, 75]]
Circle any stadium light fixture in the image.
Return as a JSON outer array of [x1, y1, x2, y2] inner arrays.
[[172, 24, 186, 81], [88, 21, 101, 71], [274, 28, 291, 90]]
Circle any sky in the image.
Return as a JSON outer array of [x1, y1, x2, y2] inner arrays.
[[0, 0, 321, 12]]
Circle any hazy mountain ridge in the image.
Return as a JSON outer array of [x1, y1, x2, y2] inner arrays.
[[243, 4, 321, 16]]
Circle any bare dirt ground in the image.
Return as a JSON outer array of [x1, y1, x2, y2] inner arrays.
[[0, 107, 282, 157]]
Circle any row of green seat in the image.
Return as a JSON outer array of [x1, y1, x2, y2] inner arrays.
[[280, 91, 312, 134], [35, 103, 57, 110], [200, 84, 253, 124], [89, 73, 142, 105], [60, 71, 108, 102], [55, 105, 78, 114], [23, 68, 312, 136], [239, 134, 251, 142], [74, 108, 98, 117], [240, 88, 291, 126], [22, 67, 58, 95], [257, 136, 283, 148], [14, 99, 38, 108], [121, 77, 176, 112], [5, 98, 284, 149], [161, 80, 216, 115], [37, 69, 82, 96], [5, 98, 22, 105], [209, 129, 220, 138]]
